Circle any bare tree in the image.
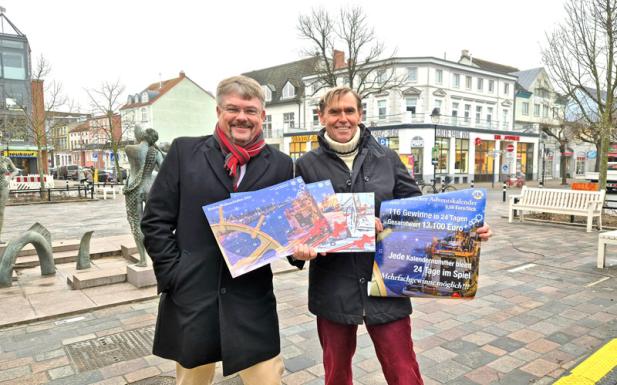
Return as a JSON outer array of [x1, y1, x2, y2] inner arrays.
[[85, 80, 126, 183], [542, 0, 617, 190], [542, 123, 576, 185], [10, 55, 68, 190], [297, 6, 405, 99]]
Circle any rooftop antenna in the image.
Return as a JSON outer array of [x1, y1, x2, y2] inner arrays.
[[158, 72, 162, 89]]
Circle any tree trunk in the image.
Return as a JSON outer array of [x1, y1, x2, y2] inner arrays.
[[559, 143, 568, 185], [36, 146, 48, 199], [599, 126, 610, 191], [113, 143, 122, 184]]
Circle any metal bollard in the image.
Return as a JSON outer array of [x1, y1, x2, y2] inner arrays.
[[539, 181, 544, 188], [502, 182, 507, 202], [471, 180, 474, 188], [66, 180, 69, 191], [47, 188, 51, 202], [441, 179, 445, 193]]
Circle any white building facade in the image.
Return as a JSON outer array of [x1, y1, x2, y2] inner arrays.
[[284, 57, 538, 184]]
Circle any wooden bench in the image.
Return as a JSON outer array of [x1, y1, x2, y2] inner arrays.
[[508, 186, 605, 232], [598, 230, 617, 268]]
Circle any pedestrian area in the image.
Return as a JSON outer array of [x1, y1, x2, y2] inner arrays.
[[0, 189, 616, 384]]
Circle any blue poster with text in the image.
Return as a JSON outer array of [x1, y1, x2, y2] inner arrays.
[[369, 189, 486, 298]]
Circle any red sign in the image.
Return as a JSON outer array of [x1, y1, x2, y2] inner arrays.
[[506, 144, 515, 152], [475, 138, 482, 146]]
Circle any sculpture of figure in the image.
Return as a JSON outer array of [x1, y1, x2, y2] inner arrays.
[[0, 156, 18, 244], [124, 126, 164, 266]]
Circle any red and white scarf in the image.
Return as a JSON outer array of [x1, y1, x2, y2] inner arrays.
[[213, 123, 265, 191]]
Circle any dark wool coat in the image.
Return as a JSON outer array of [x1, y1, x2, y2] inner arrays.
[[141, 136, 293, 375], [294, 125, 422, 325]]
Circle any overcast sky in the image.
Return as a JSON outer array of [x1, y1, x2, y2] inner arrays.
[[3, 0, 567, 111]]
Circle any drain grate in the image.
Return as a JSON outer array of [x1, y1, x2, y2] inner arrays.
[[64, 326, 155, 372], [130, 376, 176, 385]]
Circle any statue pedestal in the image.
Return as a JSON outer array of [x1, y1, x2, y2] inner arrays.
[[127, 264, 156, 288]]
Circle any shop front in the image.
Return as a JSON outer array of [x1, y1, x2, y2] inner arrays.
[[1, 149, 39, 174]]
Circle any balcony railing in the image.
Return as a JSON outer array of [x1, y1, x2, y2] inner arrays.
[[276, 112, 514, 137]]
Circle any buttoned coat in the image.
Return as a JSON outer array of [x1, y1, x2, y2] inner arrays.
[[141, 136, 293, 375]]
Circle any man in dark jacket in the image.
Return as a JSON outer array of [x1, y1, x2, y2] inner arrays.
[[293, 87, 492, 385], [141, 76, 292, 385]]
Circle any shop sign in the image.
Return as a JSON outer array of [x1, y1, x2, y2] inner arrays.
[[3, 150, 38, 158], [373, 129, 399, 138], [494, 135, 520, 141], [436, 128, 469, 139], [587, 150, 597, 159], [410, 136, 424, 148], [291, 135, 318, 143]]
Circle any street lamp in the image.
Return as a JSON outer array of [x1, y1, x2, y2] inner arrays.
[[430, 107, 440, 183]]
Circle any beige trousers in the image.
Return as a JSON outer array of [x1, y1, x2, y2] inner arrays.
[[176, 354, 284, 385]]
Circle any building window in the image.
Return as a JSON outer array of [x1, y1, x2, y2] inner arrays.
[[375, 135, 399, 152], [464, 104, 471, 123], [453, 73, 460, 88], [434, 99, 442, 114], [487, 107, 493, 125], [455, 139, 469, 174], [504, 83, 510, 95], [553, 107, 559, 118], [141, 92, 149, 103], [312, 109, 320, 126], [477, 78, 484, 91], [474, 140, 495, 182], [452, 102, 459, 123], [282, 82, 295, 99], [534, 104, 541, 117], [435, 137, 450, 174], [361, 102, 367, 121], [488, 80, 495, 93], [436, 69, 443, 84], [141, 108, 148, 122], [465, 76, 472, 90], [262, 86, 272, 102], [543, 104, 549, 117], [289, 142, 306, 161], [263, 114, 272, 133], [522, 102, 529, 116], [502, 109, 509, 128], [407, 67, 417, 82], [405, 97, 417, 116], [378, 100, 387, 119], [475, 106, 482, 124], [2, 52, 26, 80], [376, 70, 386, 83], [283, 112, 295, 128]]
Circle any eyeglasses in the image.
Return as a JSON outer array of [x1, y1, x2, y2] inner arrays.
[[221, 105, 261, 116]]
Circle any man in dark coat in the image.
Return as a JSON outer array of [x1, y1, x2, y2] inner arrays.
[[141, 76, 292, 385], [293, 87, 492, 385]]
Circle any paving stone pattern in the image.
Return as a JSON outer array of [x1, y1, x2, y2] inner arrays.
[[0, 186, 615, 384]]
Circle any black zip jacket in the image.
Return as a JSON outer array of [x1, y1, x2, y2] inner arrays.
[[294, 125, 422, 325]]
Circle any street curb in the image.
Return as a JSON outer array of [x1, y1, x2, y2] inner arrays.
[[0, 266, 301, 330], [0, 294, 160, 330]]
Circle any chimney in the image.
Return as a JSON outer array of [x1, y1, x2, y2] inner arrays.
[[461, 49, 470, 58], [333, 50, 346, 69], [179, 70, 186, 78]]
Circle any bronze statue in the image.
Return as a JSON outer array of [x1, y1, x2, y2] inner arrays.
[[124, 126, 164, 267], [0, 156, 18, 244]]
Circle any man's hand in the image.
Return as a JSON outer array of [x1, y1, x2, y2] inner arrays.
[[292, 244, 318, 261], [375, 217, 384, 233], [477, 223, 492, 241]]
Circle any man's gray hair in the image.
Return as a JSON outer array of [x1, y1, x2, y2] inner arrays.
[[216, 75, 265, 108]]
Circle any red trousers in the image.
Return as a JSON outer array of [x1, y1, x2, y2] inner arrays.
[[317, 316, 424, 385]]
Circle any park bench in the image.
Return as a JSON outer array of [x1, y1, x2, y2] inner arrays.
[[508, 186, 605, 232], [597, 230, 617, 268]]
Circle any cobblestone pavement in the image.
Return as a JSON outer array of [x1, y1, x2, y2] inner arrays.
[[0, 185, 616, 384]]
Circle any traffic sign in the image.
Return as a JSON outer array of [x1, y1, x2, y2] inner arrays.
[[506, 144, 515, 152], [501, 164, 509, 173], [587, 150, 597, 159]]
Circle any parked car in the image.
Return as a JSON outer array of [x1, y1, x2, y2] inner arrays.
[[57, 165, 81, 180], [97, 168, 127, 183]]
